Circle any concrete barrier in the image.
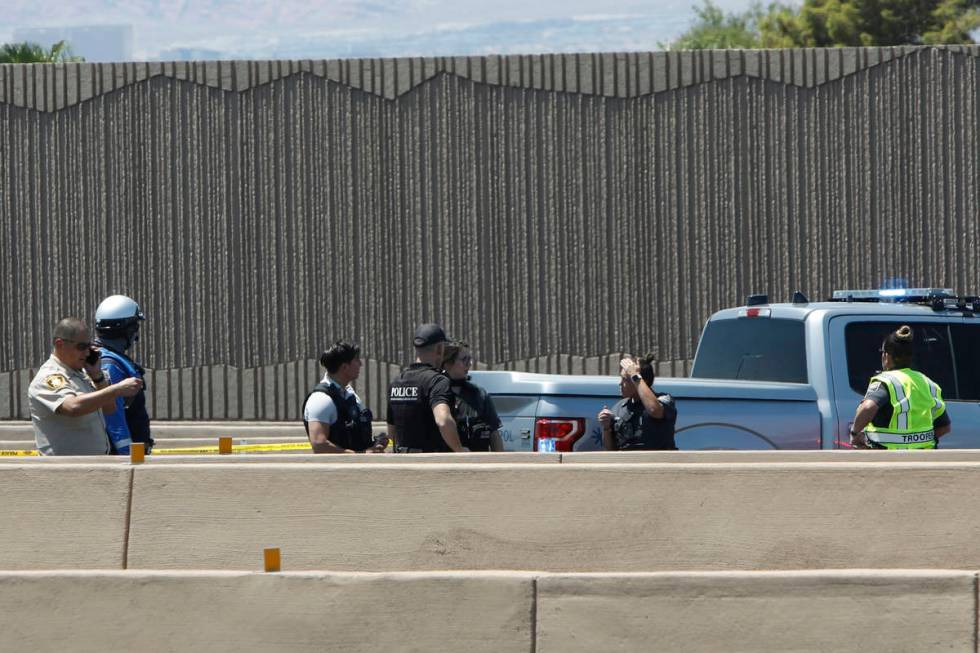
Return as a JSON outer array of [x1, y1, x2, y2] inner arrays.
[[3, 453, 561, 464], [0, 570, 974, 652], [0, 571, 534, 653], [127, 462, 980, 572], [563, 449, 980, 463], [0, 465, 130, 569], [536, 571, 977, 652]]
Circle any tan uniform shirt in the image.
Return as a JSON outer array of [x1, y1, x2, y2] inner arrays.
[[28, 355, 110, 455]]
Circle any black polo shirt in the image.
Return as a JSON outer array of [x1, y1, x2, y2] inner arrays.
[[610, 393, 678, 450]]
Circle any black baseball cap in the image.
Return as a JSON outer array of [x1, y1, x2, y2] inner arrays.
[[414, 323, 448, 347]]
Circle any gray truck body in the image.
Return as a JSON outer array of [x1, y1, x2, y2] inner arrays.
[[472, 299, 980, 451]]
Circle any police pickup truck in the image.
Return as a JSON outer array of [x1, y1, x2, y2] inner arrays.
[[471, 288, 980, 451]]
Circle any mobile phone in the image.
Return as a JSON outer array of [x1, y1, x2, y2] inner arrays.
[[85, 348, 101, 365]]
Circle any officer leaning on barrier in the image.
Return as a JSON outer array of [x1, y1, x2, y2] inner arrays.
[[303, 341, 386, 454], [850, 325, 951, 449], [28, 317, 143, 455], [441, 340, 503, 452], [598, 354, 678, 451], [95, 295, 153, 455], [386, 323, 467, 453]]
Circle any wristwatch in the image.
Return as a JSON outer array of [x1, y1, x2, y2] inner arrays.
[[630, 373, 642, 384]]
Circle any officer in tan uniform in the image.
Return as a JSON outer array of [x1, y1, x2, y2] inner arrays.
[[29, 317, 143, 455]]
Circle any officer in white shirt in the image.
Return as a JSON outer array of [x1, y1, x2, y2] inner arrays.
[[302, 341, 386, 454], [28, 317, 143, 455]]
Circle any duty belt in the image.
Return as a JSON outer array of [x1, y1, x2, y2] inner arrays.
[[865, 429, 935, 445]]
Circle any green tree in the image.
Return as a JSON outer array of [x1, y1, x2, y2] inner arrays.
[[664, 1, 767, 49], [0, 40, 84, 63], [669, 0, 979, 49]]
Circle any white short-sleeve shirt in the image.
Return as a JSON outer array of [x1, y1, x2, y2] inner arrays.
[[303, 374, 364, 425]]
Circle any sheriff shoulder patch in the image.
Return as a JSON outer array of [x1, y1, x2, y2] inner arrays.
[[44, 374, 67, 391]]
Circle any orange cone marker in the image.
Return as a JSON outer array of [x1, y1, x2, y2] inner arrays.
[[264, 547, 281, 572]]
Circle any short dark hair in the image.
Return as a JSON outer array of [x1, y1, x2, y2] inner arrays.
[[637, 353, 657, 386], [882, 325, 914, 368], [320, 341, 360, 373], [52, 317, 88, 343]]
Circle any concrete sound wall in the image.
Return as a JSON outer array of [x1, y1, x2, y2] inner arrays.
[[2, 46, 978, 420], [0, 570, 975, 652]]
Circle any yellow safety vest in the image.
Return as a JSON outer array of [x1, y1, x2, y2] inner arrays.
[[864, 368, 945, 449]]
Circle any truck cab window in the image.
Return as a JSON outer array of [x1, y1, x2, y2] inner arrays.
[[951, 324, 980, 401], [692, 318, 807, 383], [844, 322, 957, 398]]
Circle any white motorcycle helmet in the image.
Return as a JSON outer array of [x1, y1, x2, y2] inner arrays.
[[95, 295, 145, 342]]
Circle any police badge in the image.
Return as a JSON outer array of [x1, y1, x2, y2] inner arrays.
[[44, 374, 67, 391]]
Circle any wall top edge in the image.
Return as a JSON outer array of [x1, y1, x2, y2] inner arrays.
[[0, 45, 977, 112]]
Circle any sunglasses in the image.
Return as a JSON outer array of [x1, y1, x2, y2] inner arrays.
[[61, 339, 93, 351]]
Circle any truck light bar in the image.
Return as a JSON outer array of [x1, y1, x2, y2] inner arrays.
[[831, 288, 954, 300]]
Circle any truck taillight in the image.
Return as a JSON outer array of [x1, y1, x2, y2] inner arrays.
[[534, 418, 586, 452]]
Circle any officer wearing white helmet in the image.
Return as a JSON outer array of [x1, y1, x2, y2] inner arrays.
[[95, 294, 153, 454]]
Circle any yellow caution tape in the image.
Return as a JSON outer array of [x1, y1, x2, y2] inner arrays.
[[152, 442, 312, 455], [0, 442, 312, 457]]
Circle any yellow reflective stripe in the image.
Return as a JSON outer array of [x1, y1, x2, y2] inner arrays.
[[0, 449, 40, 457]]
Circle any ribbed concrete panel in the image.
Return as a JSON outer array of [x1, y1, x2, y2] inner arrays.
[[2, 46, 978, 108], [1, 47, 977, 420]]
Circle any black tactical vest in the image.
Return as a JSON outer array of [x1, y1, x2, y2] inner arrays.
[[303, 382, 374, 451], [451, 379, 493, 451], [388, 364, 450, 452]]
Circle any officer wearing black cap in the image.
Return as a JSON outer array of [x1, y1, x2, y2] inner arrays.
[[386, 323, 466, 453]]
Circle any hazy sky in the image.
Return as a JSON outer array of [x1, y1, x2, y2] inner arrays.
[[3, 0, 760, 61]]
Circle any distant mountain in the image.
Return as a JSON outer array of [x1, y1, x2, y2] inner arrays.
[[3, 0, 744, 61], [157, 15, 689, 61]]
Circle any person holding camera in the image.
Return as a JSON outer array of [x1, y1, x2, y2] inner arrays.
[[441, 340, 503, 452], [598, 354, 678, 451], [95, 294, 153, 455], [303, 341, 386, 454], [28, 317, 143, 455]]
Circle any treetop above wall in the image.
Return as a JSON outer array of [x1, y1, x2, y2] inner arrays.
[[1, 45, 976, 112]]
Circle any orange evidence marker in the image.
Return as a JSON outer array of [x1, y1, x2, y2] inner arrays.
[[264, 547, 281, 572], [219, 436, 233, 454], [130, 442, 145, 464]]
